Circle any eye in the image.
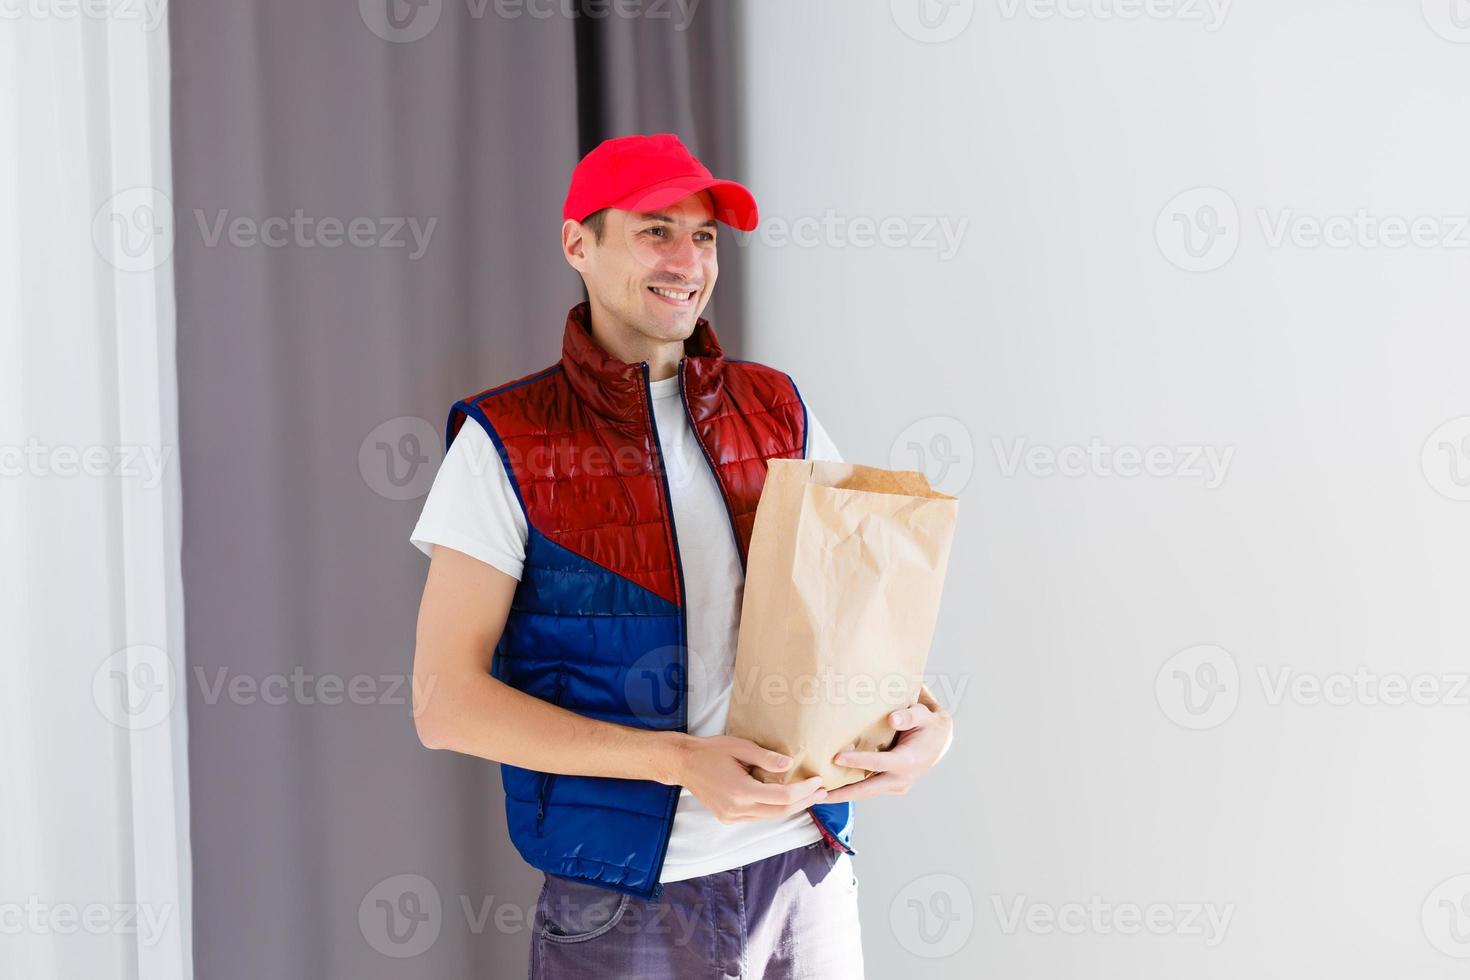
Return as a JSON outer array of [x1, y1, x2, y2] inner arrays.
[[643, 226, 668, 238], [696, 231, 715, 243]]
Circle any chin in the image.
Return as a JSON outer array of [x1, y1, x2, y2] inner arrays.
[[653, 321, 696, 344], [643, 303, 699, 338]]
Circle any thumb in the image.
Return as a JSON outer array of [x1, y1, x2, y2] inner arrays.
[[727, 738, 792, 772]]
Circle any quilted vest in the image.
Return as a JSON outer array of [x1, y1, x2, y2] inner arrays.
[[443, 302, 855, 901]]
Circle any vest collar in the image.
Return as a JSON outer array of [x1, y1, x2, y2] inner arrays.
[[560, 301, 726, 426]]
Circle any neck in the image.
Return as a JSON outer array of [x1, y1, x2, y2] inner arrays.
[[585, 296, 684, 381]]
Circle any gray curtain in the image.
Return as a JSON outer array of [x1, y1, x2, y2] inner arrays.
[[574, 0, 750, 338], [170, 2, 742, 977]]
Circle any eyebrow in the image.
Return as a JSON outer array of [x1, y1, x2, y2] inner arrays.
[[633, 211, 718, 228]]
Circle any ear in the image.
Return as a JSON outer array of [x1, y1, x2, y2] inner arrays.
[[562, 218, 588, 272]]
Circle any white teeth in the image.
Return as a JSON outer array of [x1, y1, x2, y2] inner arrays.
[[651, 287, 693, 300]]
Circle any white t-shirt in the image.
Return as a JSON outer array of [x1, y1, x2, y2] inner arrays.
[[410, 373, 842, 883]]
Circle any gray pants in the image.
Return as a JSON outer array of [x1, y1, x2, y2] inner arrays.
[[528, 841, 865, 979]]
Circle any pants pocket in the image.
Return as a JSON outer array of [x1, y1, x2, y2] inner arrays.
[[537, 874, 630, 944]]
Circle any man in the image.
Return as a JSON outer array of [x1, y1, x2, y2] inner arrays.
[[410, 133, 953, 978]]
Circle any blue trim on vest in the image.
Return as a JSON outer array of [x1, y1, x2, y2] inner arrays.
[[678, 362, 747, 576], [496, 521, 685, 897], [443, 363, 564, 489], [640, 361, 689, 900], [784, 371, 810, 459]]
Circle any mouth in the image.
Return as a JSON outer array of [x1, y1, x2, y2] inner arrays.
[[647, 285, 698, 307]]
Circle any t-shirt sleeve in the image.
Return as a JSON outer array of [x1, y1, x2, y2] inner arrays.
[[804, 403, 844, 463], [410, 415, 529, 580]]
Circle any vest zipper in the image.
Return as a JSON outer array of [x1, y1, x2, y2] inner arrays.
[[534, 775, 555, 832], [535, 664, 567, 832], [641, 360, 689, 902], [677, 359, 854, 857], [676, 361, 748, 574]]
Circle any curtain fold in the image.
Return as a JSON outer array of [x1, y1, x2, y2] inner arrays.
[[169, 3, 745, 976], [574, 0, 751, 343], [170, 5, 584, 977], [1, 10, 191, 980]]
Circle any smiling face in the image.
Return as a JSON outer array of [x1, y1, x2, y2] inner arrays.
[[563, 190, 720, 352]]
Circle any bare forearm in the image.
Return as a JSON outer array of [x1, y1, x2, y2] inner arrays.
[[415, 669, 689, 785]]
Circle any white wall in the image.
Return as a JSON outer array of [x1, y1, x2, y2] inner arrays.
[[737, 2, 1470, 976]]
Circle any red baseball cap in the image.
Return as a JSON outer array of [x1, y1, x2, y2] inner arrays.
[[562, 133, 759, 232]]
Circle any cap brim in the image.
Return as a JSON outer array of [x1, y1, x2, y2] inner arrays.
[[610, 175, 759, 231]]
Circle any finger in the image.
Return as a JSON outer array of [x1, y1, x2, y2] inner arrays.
[[822, 772, 904, 804], [743, 775, 824, 805], [832, 748, 903, 772], [889, 702, 932, 731], [743, 787, 830, 819], [727, 739, 792, 772]]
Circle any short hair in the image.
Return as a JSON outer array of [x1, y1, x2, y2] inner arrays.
[[581, 208, 608, 244], [579, 191, 716, 246]]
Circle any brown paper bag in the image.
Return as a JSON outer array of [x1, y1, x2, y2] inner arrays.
[[724, 458, 959, 790]]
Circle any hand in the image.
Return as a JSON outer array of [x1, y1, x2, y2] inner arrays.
[[668, 734, 828, 824], [823, 698, 954, 804]]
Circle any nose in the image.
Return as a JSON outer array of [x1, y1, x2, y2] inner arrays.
[[659, 231, 702, 280]]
